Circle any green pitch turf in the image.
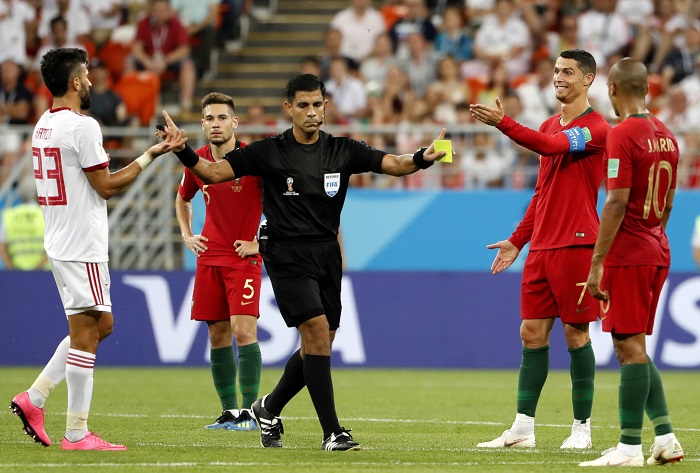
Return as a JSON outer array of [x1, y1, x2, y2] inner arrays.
[[1, 367, 697, 472]]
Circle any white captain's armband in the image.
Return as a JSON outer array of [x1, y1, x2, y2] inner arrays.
[[562, 126, 591, 152]]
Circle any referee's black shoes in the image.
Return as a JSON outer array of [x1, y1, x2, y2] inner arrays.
[[322, 428, 361, 451], [251, 395, 283, 448]]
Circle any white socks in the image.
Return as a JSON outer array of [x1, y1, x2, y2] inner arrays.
[[28, 336, 71, 408], [65, 349, 96, 442], [512, 413, 535, 436]]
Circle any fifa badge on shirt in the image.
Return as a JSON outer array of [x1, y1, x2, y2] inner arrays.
[[231, 178, 243, 192], [324, 173, 340, 197], [283, 177, 299, 196], [608, 158, 620, 178]]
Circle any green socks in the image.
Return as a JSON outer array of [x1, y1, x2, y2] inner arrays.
[[619, 363, 650, 445], [646, 356, 673, 436], [238, 342, 262, 409], [517, 346, 550, 417], [210, 346, 238, 411], [569, 340, 595, 421]]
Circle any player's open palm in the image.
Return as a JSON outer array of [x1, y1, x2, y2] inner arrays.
[[469, 97, 505, 127], [487, 239, 519, 275]]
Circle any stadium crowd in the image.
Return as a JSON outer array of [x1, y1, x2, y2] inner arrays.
[[0, 0, 699, 191]]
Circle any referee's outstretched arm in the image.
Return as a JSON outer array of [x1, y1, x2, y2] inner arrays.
[[380, 128, 448, 176]]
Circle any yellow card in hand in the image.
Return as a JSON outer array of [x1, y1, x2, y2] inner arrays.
[[434, 140, 452, 163]]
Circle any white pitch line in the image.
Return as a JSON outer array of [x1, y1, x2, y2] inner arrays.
[[5, 410, 700, 433]]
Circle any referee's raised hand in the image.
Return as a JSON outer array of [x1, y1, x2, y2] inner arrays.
[[423, 127, 450, 163], [161, 110, 187, 152]]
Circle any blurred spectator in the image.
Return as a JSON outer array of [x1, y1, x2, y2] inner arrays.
[[426, 55, 471, 124], [89, 58, 130, 127], [0, 125, 22, 186], [33, 16, 85, 73], [330, 0, 387, 62], [0, 59, 31, 124], [219, 0, 244, 48], [0, 0, 36, 67], [319, 27, 343, 82], [460, 128, 513, 188], [81, 0, 122, 47], [616, 0, 654, 32], [678, 131, 700, 188], [659, 19, 700, 88], [37, 0, 91, 46], [237, 101, 274, 143], [325, 56, 368, 120], [0, 177, 48, 271], [693, 214, 700, 269], [474, 61, 511, 105], [398, 30, 438, 99], [389, 0, 437, 60], [465, 0, 495, 28], [434, 5, 473, 61], [547, 14, 579, 61], [170, 0, 219, 78], [470, 0, 532, 78], [378, 64, 415, 124], [515, 56, 558, 129], [634, 0, 686, 68], [576, 0, 632, 65], [301, 56, 322, 77], [359, 33, 398, 95], [655, 85, 700, 130], [131, 0, 195, 113]]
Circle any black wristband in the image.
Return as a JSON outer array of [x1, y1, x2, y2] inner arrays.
[[174, 144, 200, 167], [412, 147, 433, 169]]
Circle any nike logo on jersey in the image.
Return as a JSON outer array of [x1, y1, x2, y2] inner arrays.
[[576, 306, 590, 313], [241, 300, 255, 306]]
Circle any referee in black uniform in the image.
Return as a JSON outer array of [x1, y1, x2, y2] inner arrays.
[[164, 74, 448, 451]]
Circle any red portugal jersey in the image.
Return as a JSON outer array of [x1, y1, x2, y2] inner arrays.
[[504, 108, 610, 251], [178, 142, 263, 269], [604, 113, 678, 267]]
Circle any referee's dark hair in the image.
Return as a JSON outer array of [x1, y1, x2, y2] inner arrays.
[[286, 74, 326, 103], [560, 49, 597, 79], [40, 48, 88, 98]]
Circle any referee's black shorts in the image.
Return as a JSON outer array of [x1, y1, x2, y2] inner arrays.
[[262, 238, 342, 330]]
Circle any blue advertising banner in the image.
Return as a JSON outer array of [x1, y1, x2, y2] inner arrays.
[[2, 271, 699, 370], [182, 189, 700, 272]]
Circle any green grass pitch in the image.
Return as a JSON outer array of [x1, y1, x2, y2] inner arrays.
[[1, 367, 697, 472]]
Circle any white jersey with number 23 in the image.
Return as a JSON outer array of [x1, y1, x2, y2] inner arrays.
[[32, 107, 110, 262]]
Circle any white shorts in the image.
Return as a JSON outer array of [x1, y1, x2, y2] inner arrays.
[[49, 258, 112, 316]]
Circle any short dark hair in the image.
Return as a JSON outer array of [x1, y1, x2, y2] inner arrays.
[[285, 74, 325, 103], [201, 92, 236, 115], [560, 49, 596, 77], [40, 48, 88, 98]]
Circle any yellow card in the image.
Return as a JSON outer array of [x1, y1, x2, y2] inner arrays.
[[434, 140, 452, 163]]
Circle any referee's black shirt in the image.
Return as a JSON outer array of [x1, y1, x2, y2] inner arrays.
[[225, 128, 385, 241]]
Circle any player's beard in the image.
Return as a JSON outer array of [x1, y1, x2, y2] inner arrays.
[[79, 84, 91, 110]]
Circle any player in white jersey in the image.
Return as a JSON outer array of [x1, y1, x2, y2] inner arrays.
[[9, 48, 186, 451]]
